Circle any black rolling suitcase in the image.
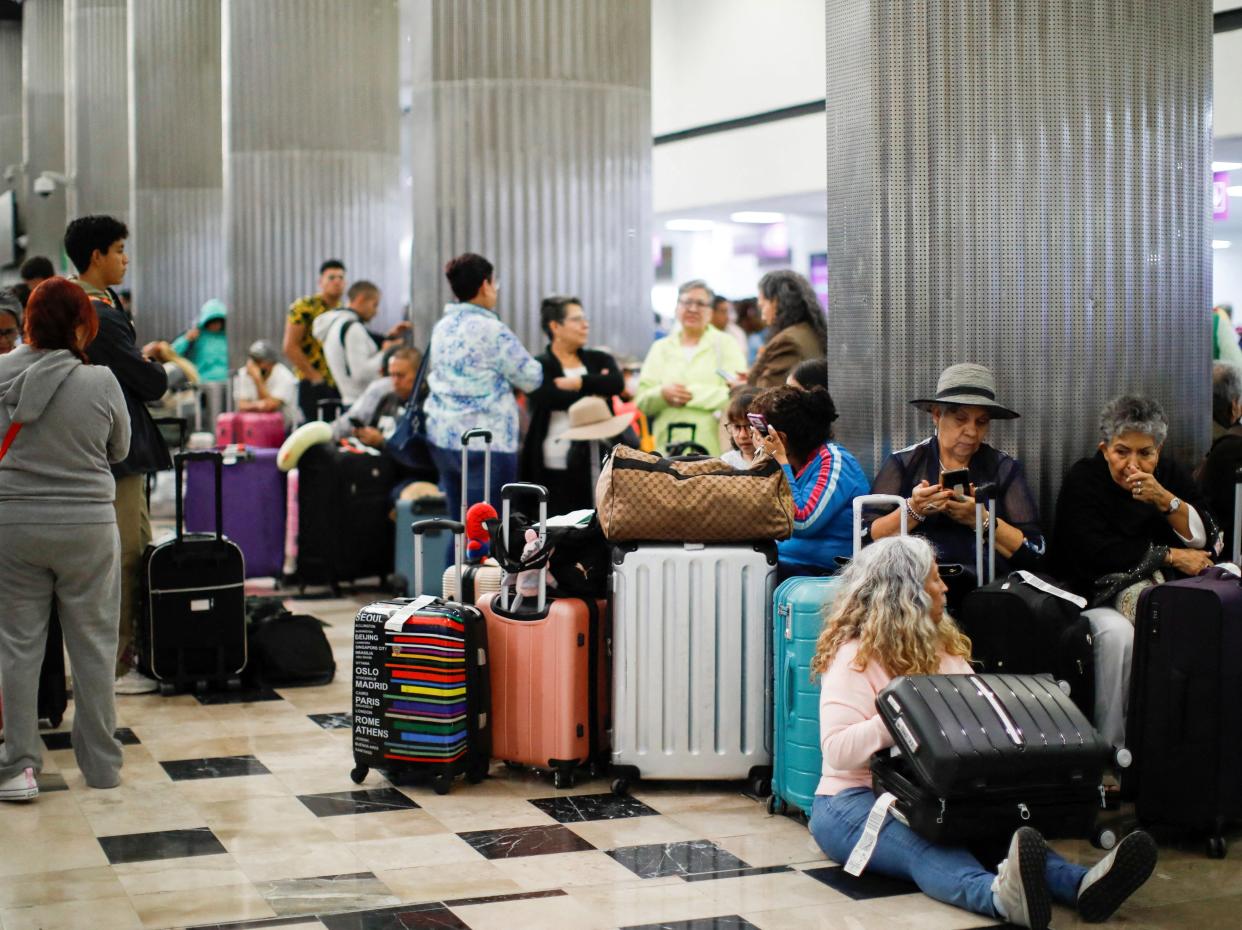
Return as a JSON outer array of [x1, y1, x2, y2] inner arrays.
[[142, 451, 247, 693], [1129, 566, 1242, 858], [296, 442, 395, 590], [350, 519, 491, 795], [871, 673, 1111, 844]]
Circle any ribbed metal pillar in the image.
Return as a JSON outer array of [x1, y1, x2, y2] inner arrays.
[[0, 22, 21, 188], [224, 0, 402, 367], [128, 0, 223, 345], [408, 0, 652, 356], [825, 0, 1212, 525], [21, 0, 66, 267], [64, 0, 129, 222]]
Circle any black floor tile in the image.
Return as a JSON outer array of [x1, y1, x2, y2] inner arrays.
[[188, 917, 326, 930], [442, 889, 566, 907], [527, 791, 658, 824], [195, 687, 284, 705], [309, 712, 353, 730], [161, 754, 271, 781], [801, 864, 915, 900], [458, 823, 596, 859], [98, 826, 226, 865], [299, 788, 420, 817], [42, 727, 140, 750], [319, 902, 469, 930], [681, 865, 793, 882], [607, 840, 750, 880], [621, 917, 761, 930]]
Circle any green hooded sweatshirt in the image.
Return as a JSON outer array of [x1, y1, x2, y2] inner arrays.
[[172, 299, 230, 383]]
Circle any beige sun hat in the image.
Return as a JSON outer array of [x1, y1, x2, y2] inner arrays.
[[554, 396, 636, 442], [909, 362, 1020, 419]]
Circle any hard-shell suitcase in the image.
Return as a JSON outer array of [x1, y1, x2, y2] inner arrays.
[[610, 540, 776, 795], [442, 429, 504, 599], [1129, 567, 1242, 858], [393, 494, 448, 597], [296, 442, 395, 590], [142, 451, 248, 692], [215, 411, 285, 448], [477, 483, 609, 788], [350, 519, 491, 795], [185, 447, 286, 579], [872, 673, 1111, 844], [770, 495, 906, 817]]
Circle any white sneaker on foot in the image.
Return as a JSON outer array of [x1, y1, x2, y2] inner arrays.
[[1077, 830, 1158, 922], [114, 668, 159, 694], [993, 826, 1051, 930], [0, 768, 38, 801]]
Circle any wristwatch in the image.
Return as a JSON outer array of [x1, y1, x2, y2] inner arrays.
[[1165, 496, 1181, 515]]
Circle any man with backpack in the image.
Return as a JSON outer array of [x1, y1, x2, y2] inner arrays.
[[312, 280, 409, 405]]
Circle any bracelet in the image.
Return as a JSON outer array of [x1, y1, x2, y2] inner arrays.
[[905, 498, 926, 523]]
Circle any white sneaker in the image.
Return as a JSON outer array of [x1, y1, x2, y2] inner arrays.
[[1077, 830, 1158, 922], [992, 826, 1051, 930], [114, 668, 159, 695], [0, 768, 38, 801]]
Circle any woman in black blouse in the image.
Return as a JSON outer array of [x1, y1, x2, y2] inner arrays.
[[520, 296, 624, 514]]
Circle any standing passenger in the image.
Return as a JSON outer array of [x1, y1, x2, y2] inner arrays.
[[285, 259, 347, 422]]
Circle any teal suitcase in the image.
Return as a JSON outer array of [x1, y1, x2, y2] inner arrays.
[[391, 496, 448, 596]]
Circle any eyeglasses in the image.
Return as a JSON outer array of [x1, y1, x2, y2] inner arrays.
[[0, 328, 17, 340], [678, 297, 712, 310], [726, 421, 750, 433]]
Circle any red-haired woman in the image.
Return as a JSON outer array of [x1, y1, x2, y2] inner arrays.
[[0, 278, 130, 801]]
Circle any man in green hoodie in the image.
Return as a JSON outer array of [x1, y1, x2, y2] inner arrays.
[[171, 299, 229, 383]]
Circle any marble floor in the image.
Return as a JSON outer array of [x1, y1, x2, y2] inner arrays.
[[4, 590, 1240, 930]]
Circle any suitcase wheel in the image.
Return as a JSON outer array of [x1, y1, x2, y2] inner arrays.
[[433, 773, 453, 796], [350, 765, 368, 785], [553, 767, 575, 790], [766, 795, 787, 816], [466, 757, 490, 784], [611, 776, 631, 797], [1208, 836, 1228, 859], [1092, 826, 1118, 850], [750, 775, 772, 799], [158, 681, 177, 697], [503, 760, 523, 771], [47, 713, 63, 730]]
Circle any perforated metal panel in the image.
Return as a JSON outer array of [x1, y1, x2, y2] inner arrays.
[[408, 0, 653, 356], [825, 0, 1212, 527], [21, 0, 66, 264], [64, 0, 129, 221], [128, 0, 225, 345], [224, 0, 402, 367]]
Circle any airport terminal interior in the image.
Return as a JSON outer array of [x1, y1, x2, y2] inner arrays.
[[4, 1, 1242, 929]]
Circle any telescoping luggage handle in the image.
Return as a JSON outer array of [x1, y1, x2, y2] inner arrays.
[[174, 450, 224, 542], [413, 518, 466, 602], [459, 428, 493, 524], [499, 482, 548, 612], [851, 494, 908, 557], [973, 482, 998, 586], [1233, 466, 1242, 565]]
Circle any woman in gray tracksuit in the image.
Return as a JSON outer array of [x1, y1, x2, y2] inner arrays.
[[0, 278, 130, 800]]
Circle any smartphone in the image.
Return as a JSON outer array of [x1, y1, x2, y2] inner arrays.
[[939, 468, 971, 500], [746, 412, 769, 433], [716, 368, 733, 381]]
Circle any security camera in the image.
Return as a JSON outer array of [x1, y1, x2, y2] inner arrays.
[[33, 174, 55, 197]]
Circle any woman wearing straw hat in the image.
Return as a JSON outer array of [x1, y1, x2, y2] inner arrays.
[[862, 363, 1046, 589]]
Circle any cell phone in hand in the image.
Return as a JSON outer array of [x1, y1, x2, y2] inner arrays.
[[716, 368, 733, 381], [747, 412, 769, 433], [939, 468, 971, 501]]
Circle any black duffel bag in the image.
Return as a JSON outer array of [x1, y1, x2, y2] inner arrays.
[[244, 598, 336, 687]]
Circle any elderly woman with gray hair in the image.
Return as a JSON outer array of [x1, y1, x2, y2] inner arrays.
[[1053, 395, 1220, 749]]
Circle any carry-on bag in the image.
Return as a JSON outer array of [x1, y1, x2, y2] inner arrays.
[[350, 519, 491, 795], [442, 429, 503, 601], [215, 412, 286, 448], [142, 451, 247, 693], [244, 604, 335, 688], [870, 672, 1111, 845], [610, 540, 776, 795], [595, 444, 794, 543], [477, 483, 609, 789], [185, 446, 286, 579], [1129, 564, 1242, 858], [770, 494, 907, 817]]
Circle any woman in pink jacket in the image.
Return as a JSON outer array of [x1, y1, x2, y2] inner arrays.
[[808, 536, 1155, 929]]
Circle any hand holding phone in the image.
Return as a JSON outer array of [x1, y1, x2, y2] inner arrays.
[[747, 412, 769, 434], [939, 468, 971, 501]]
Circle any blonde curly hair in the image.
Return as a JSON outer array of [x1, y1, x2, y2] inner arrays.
[[809, 536, 971, 679]]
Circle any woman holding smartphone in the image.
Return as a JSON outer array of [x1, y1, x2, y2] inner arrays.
[[862, 363, 1045, 588]]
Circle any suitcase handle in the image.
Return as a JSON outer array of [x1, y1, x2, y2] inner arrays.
[[852, 494, 907, 556], [973, 482, 998, 586], [412, 518, 465, 599], [460, 429, 493, 523], [1233, 466, 1242, 565], [174, 450, 224, 542], [500, 482, 548, 611]]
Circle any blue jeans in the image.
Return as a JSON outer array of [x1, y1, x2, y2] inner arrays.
[[430, 443, 517, 567], [809, 789, 1087, 917]]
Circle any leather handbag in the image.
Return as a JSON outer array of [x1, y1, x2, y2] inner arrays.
[[595, 444, 794, 542]]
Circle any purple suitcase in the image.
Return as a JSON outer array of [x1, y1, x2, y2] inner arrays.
[[185, 448, 286, 578]]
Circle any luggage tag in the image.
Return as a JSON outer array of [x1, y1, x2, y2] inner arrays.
[[1010, 571, 1087, 609], [384, 595, 438, 632], [844, 791, 898, 876]]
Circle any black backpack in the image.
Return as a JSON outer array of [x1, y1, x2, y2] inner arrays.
[[243, 598, 336, 687]]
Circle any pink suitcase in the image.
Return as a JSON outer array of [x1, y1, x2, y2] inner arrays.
[[477, 483, 609, 789], [283, 469, 299, 577], [215, 411, 286, 448]]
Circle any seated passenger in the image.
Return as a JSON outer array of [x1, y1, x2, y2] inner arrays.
[[1198, 362, 1242, 558], [233, 339, 299, 429], [170, 299, 230, 383], [749, 385, 868, 579], [787, 356, 827, 390], [809, 536, 1157, 929], [312, 280, 409, 405], [864, 363, 1044, 596], [1054, 395, 1219, 749], [719, 387, 760, 469]]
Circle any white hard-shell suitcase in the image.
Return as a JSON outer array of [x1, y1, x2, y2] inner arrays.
[[609, 541, 777, 796]]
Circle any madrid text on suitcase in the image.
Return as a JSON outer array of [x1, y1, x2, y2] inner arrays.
[[350, 518, 491, 795]]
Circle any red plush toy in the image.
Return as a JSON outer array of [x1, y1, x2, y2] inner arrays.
[[464, 501, 498, 563]]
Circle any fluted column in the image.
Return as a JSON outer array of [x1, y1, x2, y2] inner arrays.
[[64, 0, 129, 222], [223, 0, 402, 367], [407, 0, 652, 356], [825, 0, 1211, 521], [128, 0, 223, 344], [0, 22, 21, 186], [21, 0, 66, 266]]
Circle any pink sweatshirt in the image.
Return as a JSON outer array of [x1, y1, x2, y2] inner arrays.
[[817, 639, 972, 796]]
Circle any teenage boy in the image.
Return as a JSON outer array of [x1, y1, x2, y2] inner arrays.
[[66, 215, 170, 695]]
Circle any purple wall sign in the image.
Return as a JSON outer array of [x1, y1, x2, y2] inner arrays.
[[809, 252, 829, 309], [1215, 171, 1230, 221]]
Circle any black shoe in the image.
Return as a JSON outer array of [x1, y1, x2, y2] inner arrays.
[[1077, 830, 1158, 922]]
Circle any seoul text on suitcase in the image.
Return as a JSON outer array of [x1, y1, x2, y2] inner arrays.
[[142, 451, 248, 694], [350, 519, 491, 795], [610, 540, 775, 796], [869, 672, 1112, 846], [477, 483, 609, 789]]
